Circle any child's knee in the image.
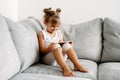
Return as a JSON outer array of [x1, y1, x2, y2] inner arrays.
[[53, 44, 61, 50], [62, 43, 72, 52], [53, 44, 62, 52]]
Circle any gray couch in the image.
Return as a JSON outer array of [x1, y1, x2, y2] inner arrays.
[[0, 14, 120, 80]]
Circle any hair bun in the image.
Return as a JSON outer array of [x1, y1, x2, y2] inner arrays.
[[56, 8, 61, 14], [43, 7, 52, 14]]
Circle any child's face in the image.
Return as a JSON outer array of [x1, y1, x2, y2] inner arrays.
[[45, 22, 60, 34]]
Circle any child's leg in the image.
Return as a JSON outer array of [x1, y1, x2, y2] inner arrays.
[[41, 44, 67, 66], [53, 47, 74, 77], [62, 43, 88, 72]]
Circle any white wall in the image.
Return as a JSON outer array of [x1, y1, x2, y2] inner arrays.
[[0, 0, 18, 21], [18, 0, 120, 24], [0, 0, 120, 23]]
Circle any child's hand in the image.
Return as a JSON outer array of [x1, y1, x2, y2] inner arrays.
[[48, 43, 57, 51]]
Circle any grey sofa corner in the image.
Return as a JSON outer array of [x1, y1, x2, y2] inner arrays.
[[0, 14, 120, 80]]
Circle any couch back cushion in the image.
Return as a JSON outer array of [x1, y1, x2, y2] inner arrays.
[[19, 17, 42, 34], [6, 18, 40, 72], [101, 18, 120, 62], [60, 18, 103, 62], [0, 15, 20, 80]]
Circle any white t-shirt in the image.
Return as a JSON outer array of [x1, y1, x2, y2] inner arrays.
[[42, 29, 62, 48]]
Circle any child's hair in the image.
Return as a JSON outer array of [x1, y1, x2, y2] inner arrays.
[[43, 7, 61, 25]]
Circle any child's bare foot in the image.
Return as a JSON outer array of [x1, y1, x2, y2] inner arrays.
[[74, 64, 88, 72], [62, 66, 74, 77]]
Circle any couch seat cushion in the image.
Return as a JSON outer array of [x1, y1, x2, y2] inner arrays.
[[9, 73, 91, 80], [99, 62, 120, 80], [23, 59, 98, 80]]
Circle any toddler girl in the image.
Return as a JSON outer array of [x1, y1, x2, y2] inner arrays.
[[38, 7, 88, 77]]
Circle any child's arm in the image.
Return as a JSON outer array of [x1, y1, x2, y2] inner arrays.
[[38, 32, 56, 54], [38, 32, 49, 54]]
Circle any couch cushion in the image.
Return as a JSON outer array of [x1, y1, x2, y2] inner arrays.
[[23, 59, 98, 80], [101, 17, 120, 62], [99, 62, 120, 80], [9, 73, 91, 80], [0, 15, 20, 80], [6, 18, 39, 72], [19, 17, 42, 34], [60, 18, 103, 62]]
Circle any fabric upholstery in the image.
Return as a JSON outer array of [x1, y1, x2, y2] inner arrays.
[[60, 18, 103, 62], [9, 73, 91, 80], [19, 17, 42, 34], [99, 62, 120, 80], [0, 15, 20, 80], [23, 59, 98, 80], [101, 17, 120, 62], [6, 18, 39, 72]]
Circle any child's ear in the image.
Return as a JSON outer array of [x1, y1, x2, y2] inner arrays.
[[43, 20, 47, 24]]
